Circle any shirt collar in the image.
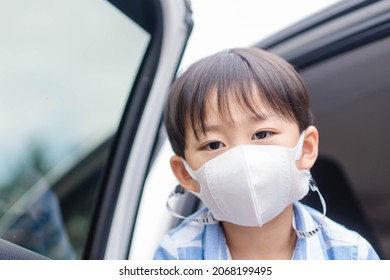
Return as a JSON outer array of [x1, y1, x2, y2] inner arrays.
[[201, 203, 327, 260], [292, 202, 326, 260]]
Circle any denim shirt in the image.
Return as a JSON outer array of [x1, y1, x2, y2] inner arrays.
[[154, 202, 379, 260]]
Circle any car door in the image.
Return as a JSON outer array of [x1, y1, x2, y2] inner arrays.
[[0, 0, 192, 260]]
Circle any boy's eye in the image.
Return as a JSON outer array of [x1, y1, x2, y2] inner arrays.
[[252, 131, 272, 140], [203, 141, 225, 150]]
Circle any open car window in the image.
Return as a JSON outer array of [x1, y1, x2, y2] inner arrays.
[[0, 0, 150, 259]]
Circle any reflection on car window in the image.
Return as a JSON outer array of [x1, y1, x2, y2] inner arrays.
[[0, 0, 150, 259]]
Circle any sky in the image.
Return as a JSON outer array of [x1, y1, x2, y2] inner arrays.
[[180, 0, 340, 68]]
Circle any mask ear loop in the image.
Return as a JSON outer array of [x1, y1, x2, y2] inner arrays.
[[294, 173, 327, 238], [166, 185, 218, 224]]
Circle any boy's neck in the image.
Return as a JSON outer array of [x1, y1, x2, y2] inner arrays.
[[222, 204, 296, 260]]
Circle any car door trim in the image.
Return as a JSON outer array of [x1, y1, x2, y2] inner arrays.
[[103, 0, 192, 260]]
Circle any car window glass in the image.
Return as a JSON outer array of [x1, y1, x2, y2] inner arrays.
[[0, 0, 150, 259]]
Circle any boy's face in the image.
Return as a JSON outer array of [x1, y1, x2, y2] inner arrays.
[[170, 91, 318, 194], [183, 93, 300, 172]]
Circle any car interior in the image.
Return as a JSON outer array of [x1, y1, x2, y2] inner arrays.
[[299, 35, 390, 258]]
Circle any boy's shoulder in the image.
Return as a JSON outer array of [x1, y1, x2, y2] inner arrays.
[[154, 208, 223, 260], [298, 202, 361, 242], [296, 202, 379, 259], [165, 208, 209, 244]]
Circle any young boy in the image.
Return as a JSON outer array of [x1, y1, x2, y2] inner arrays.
[[154, 48, 379, 260]]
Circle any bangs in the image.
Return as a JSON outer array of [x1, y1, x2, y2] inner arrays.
[[184, 49, 299, 139], [189, 85, 279, 139]]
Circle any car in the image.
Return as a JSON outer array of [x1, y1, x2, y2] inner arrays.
[[0, 0, 389, 260]]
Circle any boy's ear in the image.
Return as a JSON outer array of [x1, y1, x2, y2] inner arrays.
[[297, 125, 319, 170], [170, 155, 200, 193]]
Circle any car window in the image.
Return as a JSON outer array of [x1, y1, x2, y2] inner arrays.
[[0, 0, 150, 259]]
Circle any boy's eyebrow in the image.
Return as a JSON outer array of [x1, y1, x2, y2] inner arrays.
[[193, 124, 223, 137], [199, 124, 224, 134], [194, 113, 272, 136], [250, 113, 271, 122]]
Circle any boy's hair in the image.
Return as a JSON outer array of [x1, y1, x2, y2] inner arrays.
[[164, 48, 313, 158]]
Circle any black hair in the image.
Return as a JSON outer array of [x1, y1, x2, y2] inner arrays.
[[164, 48, 313, 158]]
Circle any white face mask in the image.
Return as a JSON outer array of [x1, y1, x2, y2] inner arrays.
[[181, 133, 309, 227]]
